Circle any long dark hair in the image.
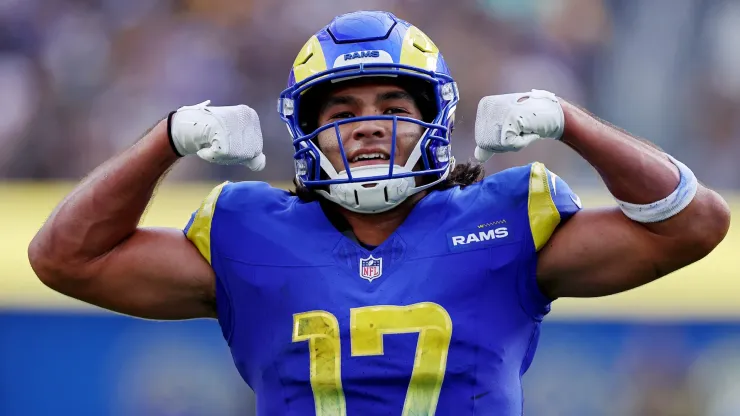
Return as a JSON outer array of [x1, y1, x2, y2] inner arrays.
[[290, 161, 485, 202]]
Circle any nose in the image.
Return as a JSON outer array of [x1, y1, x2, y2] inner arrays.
[[350, 119, 389, 141]]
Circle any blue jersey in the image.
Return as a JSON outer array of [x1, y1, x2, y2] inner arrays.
[[184, 162, 581, 416]]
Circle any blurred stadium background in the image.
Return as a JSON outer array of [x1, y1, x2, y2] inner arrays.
[[1, 0, 739, 415]]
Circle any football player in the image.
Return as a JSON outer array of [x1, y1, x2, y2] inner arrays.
[[28, 10, 730, 416]]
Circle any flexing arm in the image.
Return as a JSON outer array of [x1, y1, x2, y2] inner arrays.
[[27, 120, 217, 319], [28, 102, 264, 319], [536, 101, 731, 299]]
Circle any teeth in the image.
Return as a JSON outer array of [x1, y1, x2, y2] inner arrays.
[[351, 153, 388, 162]]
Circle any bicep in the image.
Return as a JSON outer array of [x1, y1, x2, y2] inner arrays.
[[536, 207, 679, 299], [58, 227, 216, 320]]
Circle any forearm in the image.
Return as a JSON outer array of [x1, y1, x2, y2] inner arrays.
[[559, 100, 729, 245], [31, 119, 179, 265], [536, 100, 730, 299], [559, 101, 680, 204]]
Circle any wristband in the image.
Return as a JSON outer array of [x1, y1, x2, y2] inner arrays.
[[167, 110, 184, 157]]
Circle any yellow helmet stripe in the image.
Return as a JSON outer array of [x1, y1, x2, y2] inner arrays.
[[292, 35, 328, 84], [399, 26, 440, 72]]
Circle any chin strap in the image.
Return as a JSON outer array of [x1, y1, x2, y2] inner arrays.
[[316, 159, 454, 214]]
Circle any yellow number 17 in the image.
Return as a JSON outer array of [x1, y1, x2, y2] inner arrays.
[[292, 302, 453, 416]]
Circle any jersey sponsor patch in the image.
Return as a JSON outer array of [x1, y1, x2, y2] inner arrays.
[[447, 225, 520, 252]]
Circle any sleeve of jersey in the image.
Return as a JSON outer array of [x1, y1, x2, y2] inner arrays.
[[182, 181, 229, 264], [519, 162, 583, 319], [527, 162, 582, 252], [182, 181, 235, 343]]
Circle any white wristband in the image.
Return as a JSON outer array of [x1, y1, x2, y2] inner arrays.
[[615, 154, 698, 223]]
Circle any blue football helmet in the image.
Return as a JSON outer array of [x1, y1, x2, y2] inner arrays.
[[278, 11, 459, 213]]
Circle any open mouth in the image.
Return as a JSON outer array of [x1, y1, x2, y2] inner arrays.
[[349, 152, 390, 167]]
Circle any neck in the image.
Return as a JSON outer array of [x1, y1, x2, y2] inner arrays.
[[337, 191, 427, 247]]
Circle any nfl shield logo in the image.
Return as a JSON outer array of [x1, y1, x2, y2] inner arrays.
[[359, 255, 383, 282]]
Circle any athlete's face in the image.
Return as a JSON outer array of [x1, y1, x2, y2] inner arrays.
[[315, 80, 425, 173]]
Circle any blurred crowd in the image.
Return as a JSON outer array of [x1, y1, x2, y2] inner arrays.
[[0, 0, 739, 189]]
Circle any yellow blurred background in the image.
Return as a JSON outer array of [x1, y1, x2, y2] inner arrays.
[[4, 183, 738, 319]]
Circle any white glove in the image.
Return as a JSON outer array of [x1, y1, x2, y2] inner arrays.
[[474, 89, 564, 163], [168, 100, 266, 171]]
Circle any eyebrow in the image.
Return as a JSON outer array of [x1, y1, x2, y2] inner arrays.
[[320, 95, 360, 114], [376, 90, 414, 103], [320, 90, 415, 115]]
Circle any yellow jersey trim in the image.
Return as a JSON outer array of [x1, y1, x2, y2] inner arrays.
[[186, 181, 228, 264], [528, 162, 561, 251]]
